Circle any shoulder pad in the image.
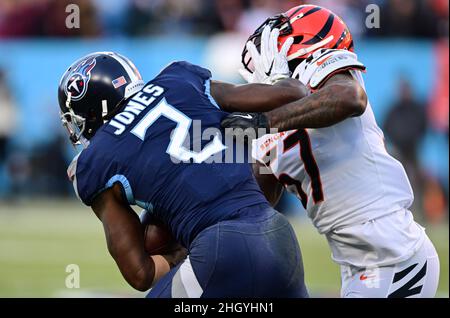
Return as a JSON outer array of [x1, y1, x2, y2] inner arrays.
[[293, 49, 366, 89], [161, 61, 212, 80]]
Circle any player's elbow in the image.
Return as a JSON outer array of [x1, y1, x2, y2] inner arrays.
[[131, 279, 152, 292], [127, 266, 153, 291], [336, 81, 367, 117], [347, 82, 367, 117], [107, 246, 153, 291]]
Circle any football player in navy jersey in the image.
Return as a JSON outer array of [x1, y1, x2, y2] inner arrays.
[[57, 51, 309, 297]]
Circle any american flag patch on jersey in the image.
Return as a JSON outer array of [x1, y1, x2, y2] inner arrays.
[[112, 76, 127, 88]]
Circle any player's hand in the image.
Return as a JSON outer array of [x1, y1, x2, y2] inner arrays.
[[239, 26, 293, 85], [221, 112, 270, 133], [162, 243, 188, 268]]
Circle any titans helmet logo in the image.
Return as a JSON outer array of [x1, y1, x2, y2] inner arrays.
[[64, 57, 97, 101]]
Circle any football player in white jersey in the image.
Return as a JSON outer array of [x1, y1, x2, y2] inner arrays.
[[220, 5, 440, 298]]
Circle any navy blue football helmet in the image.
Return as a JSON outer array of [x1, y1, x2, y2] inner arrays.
[[58, 52, 144, 146]]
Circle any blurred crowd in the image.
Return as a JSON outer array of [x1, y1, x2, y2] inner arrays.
[[0, 0, 448, 39], [0, 68, 70, 199], [0, 0, 448, 223], [383, 74, 448, 223]]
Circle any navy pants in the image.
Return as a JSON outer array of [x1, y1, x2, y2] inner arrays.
[[147, 204, 308, 298]]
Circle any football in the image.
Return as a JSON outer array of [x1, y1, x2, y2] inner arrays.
[[140, 209, 176, 255]]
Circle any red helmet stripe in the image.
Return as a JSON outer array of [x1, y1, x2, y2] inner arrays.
[[287, 5, 307, 18], [243, 5, 355, 72], [332, 29, 348, 49], [301, 6, 322, 19], [303, 13, 335, 44]]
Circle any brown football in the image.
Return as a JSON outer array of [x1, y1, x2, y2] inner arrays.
[[140, 210, 176, 255]]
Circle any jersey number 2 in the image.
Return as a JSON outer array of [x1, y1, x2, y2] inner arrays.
[[131, 98, 226, 163]]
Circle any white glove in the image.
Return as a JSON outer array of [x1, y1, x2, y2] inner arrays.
[[239, 26, 293, 85]]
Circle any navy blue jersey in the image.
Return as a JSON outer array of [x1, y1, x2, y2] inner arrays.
[[69, 61, 267, 246]]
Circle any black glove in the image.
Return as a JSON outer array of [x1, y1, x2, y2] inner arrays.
[[220, 112, 270, 132]]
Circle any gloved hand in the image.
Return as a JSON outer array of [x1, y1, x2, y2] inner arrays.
[[221, 112, 270, 132], [239, 26, 293, 85]]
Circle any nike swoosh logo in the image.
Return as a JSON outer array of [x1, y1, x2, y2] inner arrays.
[[233, 114, 253, 119], [359, 274, 368, 281], [317, 56, 332, 66]]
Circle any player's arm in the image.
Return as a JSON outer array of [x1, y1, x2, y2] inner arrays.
[[252, 161, 284, 206], [210, 78, 309, 112], [91, 183, 181, 291], [210, 27, 307, 113], [221, 72, 367, 132], [266, 72, 367, 131]]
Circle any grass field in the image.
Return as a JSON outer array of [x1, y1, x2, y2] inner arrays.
[[0, 200, 448, 298]]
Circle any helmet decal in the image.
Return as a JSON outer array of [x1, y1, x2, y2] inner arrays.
[[64, 57, 97, 102], [112, 76, 128, 89]]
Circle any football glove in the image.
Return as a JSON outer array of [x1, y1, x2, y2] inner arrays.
[[239, 26, 293, 85], [221, 112, 270, 132]]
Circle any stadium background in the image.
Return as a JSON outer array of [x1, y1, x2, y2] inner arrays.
[[0, 0, 448, 297]]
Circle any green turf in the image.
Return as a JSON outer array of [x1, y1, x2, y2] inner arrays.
[[0, 200, 448, 297]]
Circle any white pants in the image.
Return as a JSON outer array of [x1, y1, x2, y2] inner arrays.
[[340, 235, 440, 298]]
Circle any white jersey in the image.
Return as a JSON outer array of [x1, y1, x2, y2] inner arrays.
[[253, 49, 424, 267]]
